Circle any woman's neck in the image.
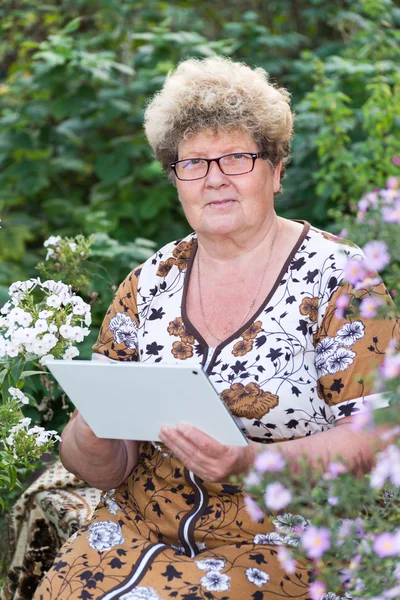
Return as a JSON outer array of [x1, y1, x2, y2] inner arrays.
[[196, 214, 281, 269]]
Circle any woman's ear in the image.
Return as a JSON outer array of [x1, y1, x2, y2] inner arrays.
[[273, 161, 282, 194]]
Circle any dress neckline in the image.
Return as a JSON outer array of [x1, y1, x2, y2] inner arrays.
[[181, 220, 311, 370]]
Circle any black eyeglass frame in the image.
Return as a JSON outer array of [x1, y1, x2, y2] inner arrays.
[[170, 152, 271, 181]]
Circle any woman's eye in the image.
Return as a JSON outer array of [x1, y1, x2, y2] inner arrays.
[[184, 159, 202, 168], [232, 153, 245, 159]]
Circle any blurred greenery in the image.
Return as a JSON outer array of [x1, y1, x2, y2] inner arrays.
[[1, 0, 399, 298]]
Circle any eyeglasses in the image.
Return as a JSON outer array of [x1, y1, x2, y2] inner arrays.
[[170, 152, 271, 181]]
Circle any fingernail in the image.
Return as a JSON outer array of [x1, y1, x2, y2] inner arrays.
[[160, 425, 172, 436]]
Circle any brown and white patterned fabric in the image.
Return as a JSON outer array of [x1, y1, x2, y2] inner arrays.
[[32, 222, 397, 599], [0, 461, 101, 600]]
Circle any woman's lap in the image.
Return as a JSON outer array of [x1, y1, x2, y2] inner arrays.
[[33, 506, 311, 600]]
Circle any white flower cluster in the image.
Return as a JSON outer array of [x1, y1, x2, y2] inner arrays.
[[5, 415, 61, 448], [44, 235, 80, 261], [8, 386, 29, 405], [0, 278, 91, 364]]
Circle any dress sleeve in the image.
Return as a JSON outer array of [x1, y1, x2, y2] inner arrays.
[[314, 276, 399, 421], [92, 266, 142, 361]]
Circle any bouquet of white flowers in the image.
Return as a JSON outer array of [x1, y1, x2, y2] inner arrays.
[[0, 275, 91, 506]]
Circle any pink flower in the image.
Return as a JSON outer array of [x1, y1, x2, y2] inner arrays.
[[382, 200, 400, 224], [254, 449, 286, 473], [244, 495, 264, 522], [323, 461, 347, 480], [359, 296, 383, 319], [335, 294, 349, 318], [373, 532, 400, 557], [264, 482, 292, 511], [380, 353, 400, 380], [362, 240, 390, 272], [301, 526, 331, 560], [328, 496, 339, 506], [392, 156, 400, 166], [244, 470, 262, 487], [343, 258, 367, 285], [308, 581, 326, 600], [277, 546, 296, 574], [387, 176, 399, 189], [350, 403, 373, 432]]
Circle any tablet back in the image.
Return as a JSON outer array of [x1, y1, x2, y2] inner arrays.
[[47, 360, 248, 446]]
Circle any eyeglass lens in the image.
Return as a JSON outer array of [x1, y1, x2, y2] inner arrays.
[[175, 153, 255, 180]]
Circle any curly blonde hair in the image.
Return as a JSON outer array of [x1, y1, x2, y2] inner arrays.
[[144, 56, 294, 181]]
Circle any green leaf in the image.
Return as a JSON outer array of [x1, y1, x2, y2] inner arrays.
[[62, 17, 82, 34], [8, 465, 17, 491], [20, 370, 43, 378]]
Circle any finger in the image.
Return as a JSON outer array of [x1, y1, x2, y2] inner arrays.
[[159, 426, 197, 458], [176, 423, 226, 456]]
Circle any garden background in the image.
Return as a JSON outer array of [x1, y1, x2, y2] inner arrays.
[[0, 0, 400, 590]]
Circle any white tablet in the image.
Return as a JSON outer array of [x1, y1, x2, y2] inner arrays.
[[46, 360, 248, 447]]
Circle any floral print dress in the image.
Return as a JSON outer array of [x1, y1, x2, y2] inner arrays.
[[34, 222, 396, 600]]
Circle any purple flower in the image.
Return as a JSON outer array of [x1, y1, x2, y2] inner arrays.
[[277, 546, 296, 574], [382, 200, 400, 224], [350, 403, 373, 432], [343, 258, 367, 285], [362, 240, 390, 272], [380, 353, 400, 380], [359, 296, 383, 319], [393, 156, 400, 166], [244, 495, 264, 522], [254, 449, 286, 473], [264, 482, 292, 512], [323, 461, 347, 480], [373, 532, 400, 558], [327, 496, 339, 506], [301, 526, 331, 560], [387, 176, 399, 190], [308, 581, 326, 600], [335, 294, 349, 318]]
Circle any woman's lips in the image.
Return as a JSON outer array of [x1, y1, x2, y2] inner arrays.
[[207, 199, 236, 207]]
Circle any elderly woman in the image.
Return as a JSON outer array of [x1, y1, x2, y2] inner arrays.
[[35, 57, 396, 600]]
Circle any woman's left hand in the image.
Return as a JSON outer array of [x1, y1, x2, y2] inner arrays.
[[159, 423, 256, 482]]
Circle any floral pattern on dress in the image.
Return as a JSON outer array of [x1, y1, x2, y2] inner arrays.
[[87, 520, 125, 551]]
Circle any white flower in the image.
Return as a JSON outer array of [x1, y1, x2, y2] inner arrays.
[[38, 310, 53, 319], [13, 327, 38, 345], [27, 425, 61, 446], [273, 513, 309, 535], [72, 302, 88, 316], [41, 333, 58, 350], [63, 346, 79, 360], [87, 520, 125, 551], [8, 387, 29, 405], [335, 321, 365, 346], [120, 587, 162, 600], [6, 435, 14, 446], [43, 235, 61, 248], [48, 323, 58, 334], [196, 558, 226, 571], [0, 336, 6, 358], [46, 248, 55, 261], [39, 353, 55, 366], [254, 532, 286, 546], [31, 338, 53, 357], [84, 312, 92, 326], [8, 307, 32, 326], [326, 347, 356, 374], [245, 567, 270, 587], [109, 313, 138, 349], [59, 324, 74, 339], [68, 242, 77, 252], [315, 337, 339, 359], [20, 417, 32, 428], [46, 294, 62, 309], [5, 340, 19, 357], [70, 326, 89, 343], [200, 571, 230, 592], [34, 319, 48, 333], [1, 301, 11, 315]]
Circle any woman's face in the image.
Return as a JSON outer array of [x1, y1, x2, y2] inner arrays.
[[175, 129, 281, 239]]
